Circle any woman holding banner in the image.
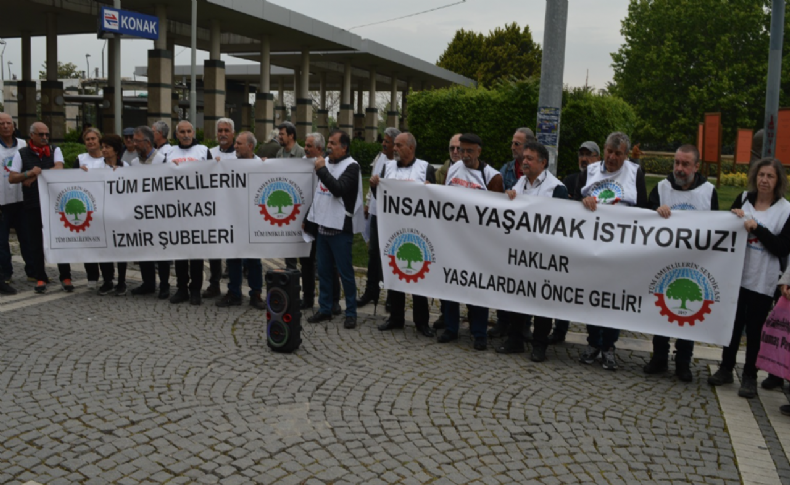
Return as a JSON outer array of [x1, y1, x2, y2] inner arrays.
[[76, 128, 106, 290], [709, 158, 790, 398]]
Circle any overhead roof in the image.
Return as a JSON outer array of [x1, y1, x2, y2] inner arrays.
[[4, 0, 474, 90]]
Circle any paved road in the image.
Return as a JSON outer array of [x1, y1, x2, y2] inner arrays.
[[0, 257, 788, 485]]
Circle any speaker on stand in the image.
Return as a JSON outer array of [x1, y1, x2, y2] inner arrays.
[[265, 268, 302, 353]]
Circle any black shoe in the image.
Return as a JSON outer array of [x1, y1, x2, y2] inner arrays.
[[762, 374, 785, 390], [300, 299, 314, 310], [202, 285, 221, 299], [473, 337, 487, 351], [432, 314, 446, 330], [307, 312, 332, 323], [487, 321, 508, 338], [675, 362, 693, 383], [378, 318, 405, 331], [531, 345, 547, 363], [216, 293, 242, 307], [547, 332, 566, 345], [114, 283, 127, 296], [190, 293, 202, 305], [495, 337, 525, 354], [356, 294, 377, 307], [707, 367, 734, 386], [332, 301, 342, 315], [344, 316, 357, 329], [98, 281, 114, 296], [437, 330, 458, 343], [170, 289, 190, 304], [0, 280, 17, 295], [158, 286, 171, 300], [249, 291, 266, 310], [643, 357, 669, 375], [416, 324, 435, 338], [738, 375, 758, 398], [131, 284, 156, 296]]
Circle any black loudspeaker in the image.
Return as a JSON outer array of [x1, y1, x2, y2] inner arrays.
[[265, 268, 302, 353]]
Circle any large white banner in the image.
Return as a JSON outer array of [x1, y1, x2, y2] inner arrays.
[[377, 180, 748, 346], [39, 159, 315, 263]]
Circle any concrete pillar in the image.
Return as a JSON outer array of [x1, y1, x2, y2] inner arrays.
[[203, 20, 225, 140], [387, 74, 399, 129], [353, 79, 365, 140], [65, 87, 79, 132], [166, 37, 176, 85], [275, 77, 286, 125], [3, 81, 18, 125], [295, 48, 312, 140], [41, 13, 66, 142], [338, 60, 353, 134], [241, 82, 251, 131], [317, 72, 328, 137], [365, 67, 378, 142], [146, 49, 173, 130], [254, 35, 274, 142], [18, 32, 37, 136]]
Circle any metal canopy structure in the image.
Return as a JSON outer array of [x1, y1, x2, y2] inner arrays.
[[1, 0, 474, 90]]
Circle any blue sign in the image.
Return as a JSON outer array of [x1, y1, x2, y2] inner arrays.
[[99, 7, 159, 40]]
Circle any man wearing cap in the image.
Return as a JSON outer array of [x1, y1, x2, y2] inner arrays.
[[546, 140, 602, 345], [576, 131, 648, 370], [120, 128, 138, 165], [440, 133, 504, 351]]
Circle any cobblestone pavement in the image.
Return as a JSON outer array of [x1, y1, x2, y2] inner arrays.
[[0, 255, 787, 485]]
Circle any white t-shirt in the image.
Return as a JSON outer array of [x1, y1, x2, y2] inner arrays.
[[0, 137, 25, 205], [210, 146, 237, 161], [77, 153, 106, 170], [131, 149, 168, 166], [10, 146, 65, 173], [121, 149, 137, 165], [157, 144, 173, 157]]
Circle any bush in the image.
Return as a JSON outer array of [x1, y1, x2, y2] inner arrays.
[[640, 156, 750, 177], [350, 140, 381, 175], [64, 129, 81, 143], [58, 142, 85, 169]]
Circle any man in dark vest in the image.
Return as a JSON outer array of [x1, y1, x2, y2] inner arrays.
[[8, 122, 72, 294]]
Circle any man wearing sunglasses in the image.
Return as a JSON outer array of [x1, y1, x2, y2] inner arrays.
[[8, 122, 72, 294], [435, 133, 462, 186]]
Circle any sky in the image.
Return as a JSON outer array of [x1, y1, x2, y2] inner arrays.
[[0, 0, 631, 91]]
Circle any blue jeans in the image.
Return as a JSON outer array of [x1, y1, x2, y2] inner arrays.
[[227, 258, 262, 297], [586, 325, 620, 350], [445, 301, 488, 340], [316, 232, 356, 317], [0, 202, 34, 278]]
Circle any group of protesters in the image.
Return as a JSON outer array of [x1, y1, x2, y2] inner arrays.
[[1, 113, 790, 412]]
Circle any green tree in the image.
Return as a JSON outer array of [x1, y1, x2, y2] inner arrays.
[[437, 22, 542, 87], [396, 243, 422, 270], [267, 190, 293, 214], [65, 198, 86, 222], [610, 0, 773, 145], [598, 189, 616, 202], [39, 62, 83, 80], [666, 278, 703, 310]]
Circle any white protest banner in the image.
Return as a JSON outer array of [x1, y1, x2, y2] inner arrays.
[[377, 180, 747, 346], [38, 158, 315, 263]]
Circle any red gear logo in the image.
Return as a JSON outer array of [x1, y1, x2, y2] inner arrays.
[[388, 256, 431, 283], [58, 211, 93, 232], [654, 294, 713, 327], [259, 204, 301, 227]]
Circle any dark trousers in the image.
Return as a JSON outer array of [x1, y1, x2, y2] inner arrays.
[[288, 241, 340, 302], [388, 290, 429, 326], [507, 312, 552, 346], [586, 325, 620, 350], [227, 258, 262, 297], [446, 302, 488, 340], [316, 232, 356, 317], [208, 259, 222, 287], [26, 206, 70, 282], [363, 215, 382, 299], [0, 202, 34, 278], [722, 287, 774, 378], [652, 336, 694, 364], [84, 263, 100, 282], [99, 262, 126, 284], [553, 320, 570, 337], [140, 261, 170, 289], [175, 259, 203, 293]]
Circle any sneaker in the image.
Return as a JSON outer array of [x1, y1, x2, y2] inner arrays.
[[169, 289, 190, 304], [61, 279, 74, 292], [201, 285, 221, 299], [344, 316, 357, 329], [675, 362, 693, 383], [114, 283, 127, 296], [495, 337, 525, 354], [738, 375, 758, 398], [601, 348, 618, 370], [707, 367, 734, 386], [34, 281, 47, 294], [0, 279, 18, 295], [762, 374, 785, 390], [531, 345, 547, 363], [86, 280, 98, 290], [216, 293, 242, 307], [643, 357, 668, 375], [97, 281, 114, 296], [473, 337, 487, 351], [579, 345, 600, 365]]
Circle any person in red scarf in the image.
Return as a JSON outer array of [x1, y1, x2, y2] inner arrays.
[[8, 122, 72, 294]]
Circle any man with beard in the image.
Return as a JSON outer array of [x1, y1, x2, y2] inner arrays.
[[276, 122, 305, 159], [644, 144, 717, 382]]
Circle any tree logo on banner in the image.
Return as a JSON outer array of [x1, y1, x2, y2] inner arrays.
[[54, 186, 97, 232], [588, 180, 623, 205], [650, 263, 719, 327], [383, 229, 435, 283], [255, 178, 304, 227]]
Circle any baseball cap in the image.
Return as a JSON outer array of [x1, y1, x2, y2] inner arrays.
[[579, 141, 600, 155], [122, 127, 135, 136]]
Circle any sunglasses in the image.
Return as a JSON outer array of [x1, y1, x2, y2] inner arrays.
[[34, 132, 50, 137], [448, 146, 461, 152]]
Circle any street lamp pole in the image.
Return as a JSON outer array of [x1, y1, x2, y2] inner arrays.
[[0, 40, 6, 83], [86, 54, 91, 80], [7, 61, 11, 80]]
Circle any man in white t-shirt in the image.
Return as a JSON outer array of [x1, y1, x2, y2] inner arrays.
[[8, 122, 73, 294], [0, 113, 29, 294]]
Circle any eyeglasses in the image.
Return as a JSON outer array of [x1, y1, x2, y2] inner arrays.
[[34, 132, 50, 137], [460, 147, 476, 154], [511, 141, 523, 147], [448, 146, 461, 152]]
